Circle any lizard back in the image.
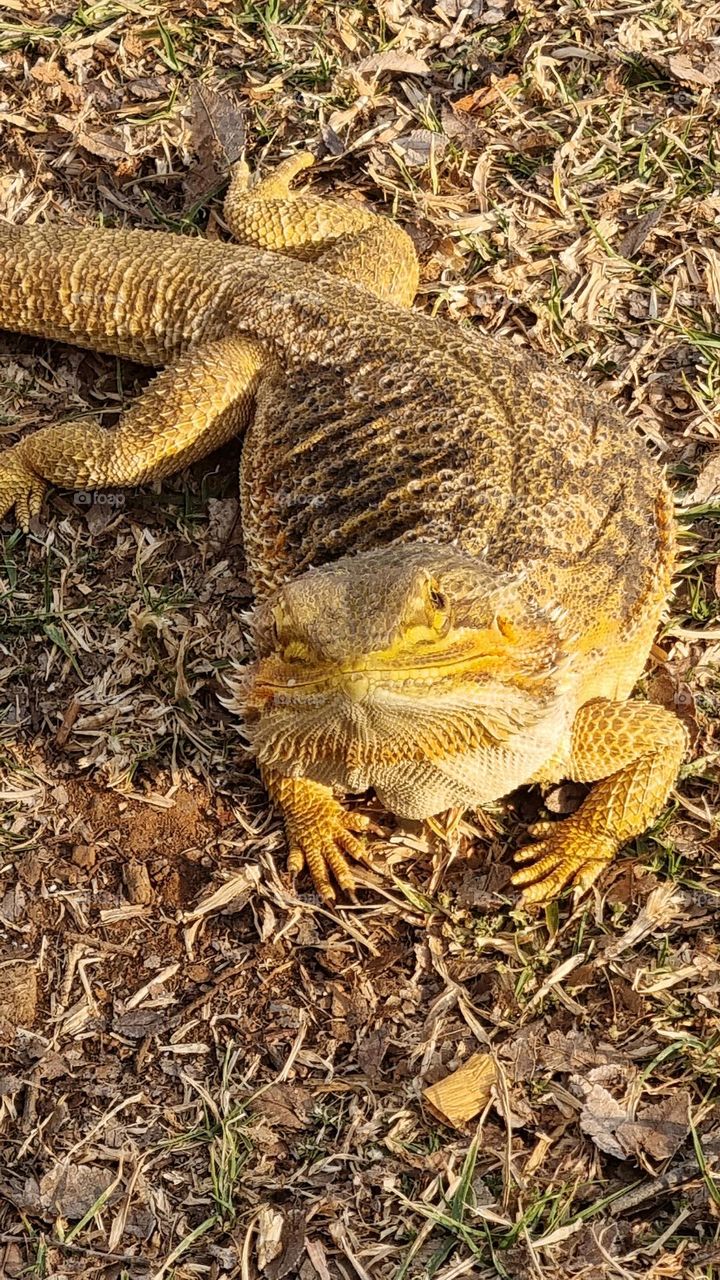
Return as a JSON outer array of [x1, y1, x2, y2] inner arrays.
[[238, 271, 673, 656]]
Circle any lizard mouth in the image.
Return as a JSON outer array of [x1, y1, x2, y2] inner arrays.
[[250, 628, 558, 703], [260, 655, 502, 707], [238, 642, 564, 791], [239, 628, 566, 762], [268, 651, 490, 685]]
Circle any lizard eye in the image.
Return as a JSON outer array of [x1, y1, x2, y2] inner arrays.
[[496, 614, 518, 641], [270, 603, 291, 647], [423, 579, 450, 634]]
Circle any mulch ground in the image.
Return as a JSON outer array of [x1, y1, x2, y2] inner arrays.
[[1, 2, 719, 1277]]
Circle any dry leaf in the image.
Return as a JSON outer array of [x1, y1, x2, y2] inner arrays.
[[453, 74, 519, 113], [572, 1072, 632, 1159], [185, 82, 246, 204], [541, 1030, 622, 1073], [436, 0, 483, 17], [253, 1085, 312, 1131], [356, 51, 430, 77], [207, 497, 239, 546], [423, 1052, 496, 1128], [126, 75, 168, 101], [112, 1007, 166, 1039], [646, 669, 699, 741], [570, 1068, 689, 1164], [188, 82, 246, 163], [266, 1209, 306, 1280], [616, 1090, 691, 1162], [39, 1163, 116, 1220], [30, 60, 79, 101], [618, 206, 664, 259], [691, 451, 720, 502], [617, 17, 664, 54], [600, 884, 682, 961], [667, 49, 720, 87], [76, 130, 128, 161], [376, 0, 438, 41], [336, 12, 360, 51], [392, 130, 448, 166], [1, 1242, 24, 1278], [544, 781, 587, 815]]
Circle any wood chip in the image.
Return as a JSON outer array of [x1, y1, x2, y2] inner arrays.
[[0, 961, 37, 1030], [123, 859, 154, 906], [356, 51, 430, 77]]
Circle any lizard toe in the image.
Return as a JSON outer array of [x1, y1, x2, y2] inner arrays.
[[512, 827, 616, 907], [570, 856, 612, 895], [523, 820, 558, 841], [287, 844, 305, 880], [304, 843, 338, 903], [322, 838, 356, 897], [0, 449, 47, 531]]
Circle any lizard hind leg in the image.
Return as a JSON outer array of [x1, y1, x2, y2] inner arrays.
[[512, 698, 688, 907], [0, 334, 267, 528], [223, 152, 419, 306]]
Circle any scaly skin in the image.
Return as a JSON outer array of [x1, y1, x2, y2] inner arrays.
[[0, 152, 686, 906]]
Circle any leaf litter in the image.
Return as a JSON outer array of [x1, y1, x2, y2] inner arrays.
[[0, 1, 719, 1278]]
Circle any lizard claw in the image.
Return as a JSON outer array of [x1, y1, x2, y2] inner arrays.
[[284, 797, 377, 903], [511, 824, 616, 907], [0, 447, 47, 531]]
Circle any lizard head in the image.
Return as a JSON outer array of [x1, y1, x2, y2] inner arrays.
[[239, 543, 573, 813]]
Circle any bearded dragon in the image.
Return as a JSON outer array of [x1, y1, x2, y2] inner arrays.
[[0, 153, 686, 904]]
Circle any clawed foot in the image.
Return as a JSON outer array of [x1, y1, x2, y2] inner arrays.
[[0, 447, 46, 531], [286, 798, 381, 903], [228, 150, 315, 202], [511, 820, 616, 907], [266, 773, 382, 903]]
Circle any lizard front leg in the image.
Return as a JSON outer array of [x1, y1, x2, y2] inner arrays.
[[0, 335, 266, 528], [263, 768, 376, 903], [512, 698, 688, 906]]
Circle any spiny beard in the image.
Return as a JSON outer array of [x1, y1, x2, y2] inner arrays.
[[229, 673, 555, 777]]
